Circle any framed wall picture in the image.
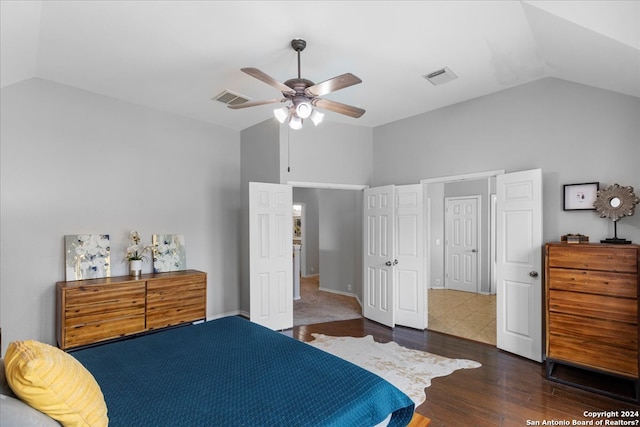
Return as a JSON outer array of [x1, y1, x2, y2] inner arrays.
[[64, 234, 111, 280], [152, 234, 186, 272], [563, 182, 599, 211]]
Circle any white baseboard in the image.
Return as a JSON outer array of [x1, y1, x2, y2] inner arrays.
[[207, 310, 247, 321], [318, 287, 363, 309]]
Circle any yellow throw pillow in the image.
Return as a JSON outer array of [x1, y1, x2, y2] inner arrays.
[[4, 340, 108, 427]]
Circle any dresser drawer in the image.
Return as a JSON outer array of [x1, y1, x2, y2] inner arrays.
[[64, 283, 146, 320], [146, 275, 206, 293], [61, 282, 146, 349], [146, 275, 206, 329], [548, 290, 637, 324], [548, 334, 638, 377], [548, 268, 637, 298], [64, 315, 145, 349], [547, 245, 638, 273], [548, 312, 637, 350]]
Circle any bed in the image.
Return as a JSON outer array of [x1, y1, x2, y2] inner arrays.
[[4, 316, 415, 426]]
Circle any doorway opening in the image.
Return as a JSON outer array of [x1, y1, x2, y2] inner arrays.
[[291, 186, 363, 327], [423, 171, 501, 346]]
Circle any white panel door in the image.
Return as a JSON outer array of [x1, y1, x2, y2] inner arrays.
[[445, 196, 479, 293], [496, 169, 543, 362], [249, 182, 293, 330], [363, 185, 395, 328], [395, 184, 426, 329]]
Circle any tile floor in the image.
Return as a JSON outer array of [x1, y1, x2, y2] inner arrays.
[[428, 289, 496, 346]]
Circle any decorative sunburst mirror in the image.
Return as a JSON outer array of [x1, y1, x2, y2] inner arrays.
[[593, 183, 639, 244]]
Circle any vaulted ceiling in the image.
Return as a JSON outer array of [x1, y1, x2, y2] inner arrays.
[[2, 1, 638, 131]]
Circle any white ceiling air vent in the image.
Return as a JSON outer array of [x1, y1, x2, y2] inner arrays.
[[423, 67, 458, 86], [212, 90, 251, 105]]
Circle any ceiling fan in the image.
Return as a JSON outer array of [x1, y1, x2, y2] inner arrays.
[[228, 39, 365, 129]]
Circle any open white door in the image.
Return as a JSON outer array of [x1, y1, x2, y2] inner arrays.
[[249, 182, 293, 330], [496, 169, 543, 362], [363, 185, 395, 327], [395, 184, 426, 329]]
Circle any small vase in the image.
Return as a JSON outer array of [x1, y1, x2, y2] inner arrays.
[[129, 260, 142, 277]]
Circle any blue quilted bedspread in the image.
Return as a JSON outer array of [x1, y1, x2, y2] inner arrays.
[[71, 316, 414, 426]]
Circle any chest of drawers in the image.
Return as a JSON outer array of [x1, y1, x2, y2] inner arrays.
[[56, 270, 206, 350], [545, 243, 639, 401]]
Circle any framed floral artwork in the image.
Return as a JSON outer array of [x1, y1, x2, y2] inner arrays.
[[152, 234, 186, 272], [64, 234, 111, 280]]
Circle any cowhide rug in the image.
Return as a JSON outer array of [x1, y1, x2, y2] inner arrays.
[[308, 334, 481, 405]]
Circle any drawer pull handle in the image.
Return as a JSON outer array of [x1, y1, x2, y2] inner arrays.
[[529, 271, 539, 278]]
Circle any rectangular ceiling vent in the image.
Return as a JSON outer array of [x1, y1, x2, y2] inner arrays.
[[212, 90, 252, 105], [423, 67, 458, 86]]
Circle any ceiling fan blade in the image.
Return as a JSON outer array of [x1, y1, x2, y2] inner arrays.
[[241, 68, 296, 96], [305, 73, 362, 97], [227, 98, 287, 109], [313, 98, 365, 118]]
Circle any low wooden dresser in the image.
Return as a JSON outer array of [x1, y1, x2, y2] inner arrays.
[[544, 243, 639, 402], [56, 270, 206, 350]]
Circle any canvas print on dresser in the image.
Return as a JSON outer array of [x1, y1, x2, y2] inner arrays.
[[64, 234, 111, 280], [152, 234, 186, 272]]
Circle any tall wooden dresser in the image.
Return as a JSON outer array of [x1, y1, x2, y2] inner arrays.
[[545, 243, 639, 402], [56, 270, 206, 350]]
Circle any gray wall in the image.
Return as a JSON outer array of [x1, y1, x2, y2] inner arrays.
[[239, 120, 281, 312], [280, 121, 373, 186], [427, 183, 445, 289], [373, 77, 640, 245], [319, 189, 363, 298], [0, 78, 241, 356]]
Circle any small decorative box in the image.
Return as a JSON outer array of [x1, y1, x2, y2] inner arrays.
[[561, 234, 589, 244]]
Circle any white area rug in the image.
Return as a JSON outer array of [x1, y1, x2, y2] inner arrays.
[[308, 334, 481, 405]]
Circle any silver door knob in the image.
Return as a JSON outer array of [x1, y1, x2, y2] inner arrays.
[[529, 271, 539, 278], [385, 259, 399, 266], [471, 249, 477, 253]]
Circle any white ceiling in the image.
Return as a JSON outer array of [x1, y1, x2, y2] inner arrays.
[[2, 1, 638, 131]]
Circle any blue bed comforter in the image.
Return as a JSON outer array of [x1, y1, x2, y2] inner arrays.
[[71, 316, 414, 426]]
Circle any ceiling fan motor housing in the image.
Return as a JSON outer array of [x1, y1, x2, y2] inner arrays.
[[285, 78, 315, 94], [291, 39, 307, 52]]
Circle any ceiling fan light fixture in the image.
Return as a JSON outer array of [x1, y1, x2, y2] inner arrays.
[[274, 106, 289, 124], [295, 101, 313, 119], [289, 115, 303, 130], [310, 109, 324, 126]]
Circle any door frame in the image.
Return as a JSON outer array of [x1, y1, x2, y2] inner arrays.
[[292, 202, 306, 277], [444, 195, 481, 293], [288, 181, 369, 281], [395, 184, 426, 329]]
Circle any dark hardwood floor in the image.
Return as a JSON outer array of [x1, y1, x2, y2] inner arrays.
[[289, 318, 640, 427]]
